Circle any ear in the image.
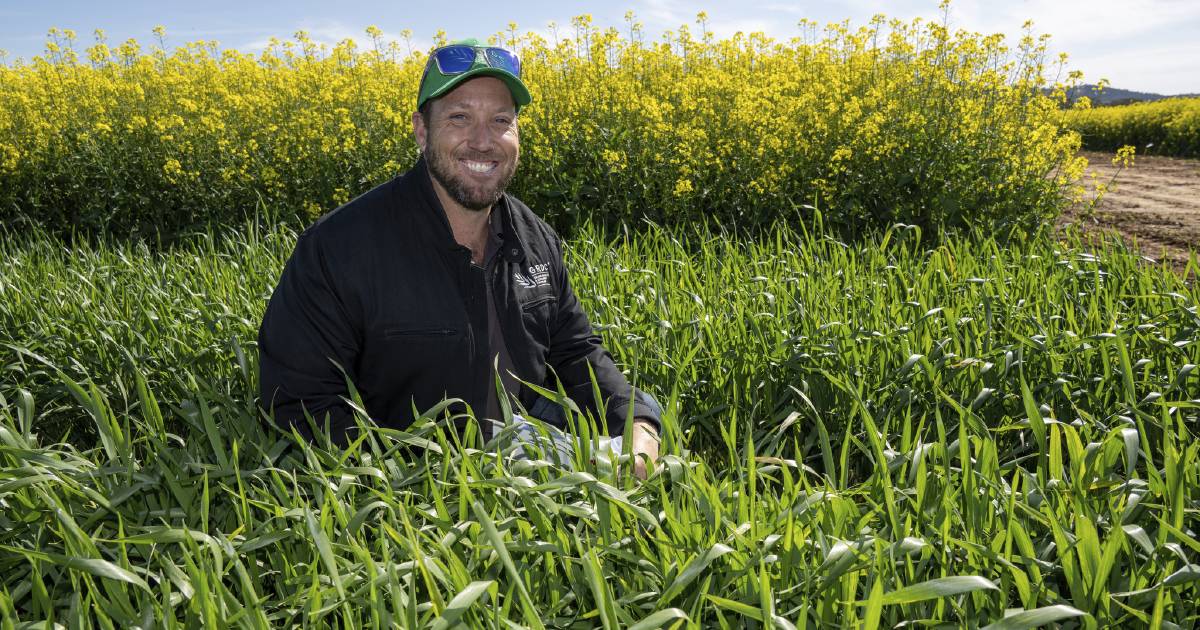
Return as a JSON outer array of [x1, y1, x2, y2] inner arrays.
[[412, 110, 427, 154]]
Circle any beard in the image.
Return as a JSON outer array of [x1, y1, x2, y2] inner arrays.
[[424, 134, 519, 212]]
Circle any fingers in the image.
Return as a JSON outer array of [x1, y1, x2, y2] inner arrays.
[[625, 419, 660, 480], [629, 451, 658, 480]]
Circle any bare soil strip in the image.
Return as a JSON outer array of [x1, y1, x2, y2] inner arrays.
[[1067, 151, 1200, 268]]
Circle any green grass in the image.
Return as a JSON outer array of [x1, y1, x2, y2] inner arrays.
[[1, 219, 1198, 627]]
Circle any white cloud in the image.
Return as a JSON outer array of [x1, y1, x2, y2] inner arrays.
[[1070, 40, 1200, 94], [704, 17, 788, 40], [967, 0, 1200, 43], [634, 0, 694, 29], [943, 0, 1200, 92], [239, 21, 434, 57], [625, 0, 1200, 93]]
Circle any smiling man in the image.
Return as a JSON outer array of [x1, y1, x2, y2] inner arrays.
[[257, 39, 661, 476]]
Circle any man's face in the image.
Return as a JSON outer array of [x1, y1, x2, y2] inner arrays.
[[413, 76, 520, 212]]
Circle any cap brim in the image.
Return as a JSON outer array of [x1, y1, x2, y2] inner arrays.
[[423, 68, 532, 112]]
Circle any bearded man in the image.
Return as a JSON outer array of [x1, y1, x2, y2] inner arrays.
[[257, 39, 661, 476]]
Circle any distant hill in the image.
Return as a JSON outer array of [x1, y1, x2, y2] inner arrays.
[[1066, 84, 1200, 106]]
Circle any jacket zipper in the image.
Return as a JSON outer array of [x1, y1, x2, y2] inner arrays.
[[466, 258, 480, 369]]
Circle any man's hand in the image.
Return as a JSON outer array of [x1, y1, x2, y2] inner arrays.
[[630, 418, 660, 480]]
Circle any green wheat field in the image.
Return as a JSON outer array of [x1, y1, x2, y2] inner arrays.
[[2, 218, 1198, 627]]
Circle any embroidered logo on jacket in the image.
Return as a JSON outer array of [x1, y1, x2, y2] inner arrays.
[[514, 262, 551, 289]]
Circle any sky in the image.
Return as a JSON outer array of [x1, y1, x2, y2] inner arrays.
[[2, 0, 1198, 95]]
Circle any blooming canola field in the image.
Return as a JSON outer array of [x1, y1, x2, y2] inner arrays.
[[0, 15, 1085, 239], [1064, 96, 1200, 158]]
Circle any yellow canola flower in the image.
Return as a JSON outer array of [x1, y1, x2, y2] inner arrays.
[[0, 16, 1087, 235]]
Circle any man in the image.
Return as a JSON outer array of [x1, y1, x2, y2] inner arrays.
[[258, 39, 661, 476]]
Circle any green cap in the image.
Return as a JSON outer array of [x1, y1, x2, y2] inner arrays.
[[416, 39, 532, 113]]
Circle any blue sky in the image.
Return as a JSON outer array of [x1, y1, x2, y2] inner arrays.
[[3, 0, 1198, 94]]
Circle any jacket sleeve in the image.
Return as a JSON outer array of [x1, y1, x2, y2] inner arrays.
[[545, 235, 661, 437], [258, 231, 363, 445]]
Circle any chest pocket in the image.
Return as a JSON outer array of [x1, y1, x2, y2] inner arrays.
[[379, 322, 467, 367], [383, 325, 459, 339]]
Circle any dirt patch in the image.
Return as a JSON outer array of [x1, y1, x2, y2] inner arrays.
[[1062, 151, 1200, 269]]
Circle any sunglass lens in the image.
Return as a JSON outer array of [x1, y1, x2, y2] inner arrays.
[[483, 48, 521, 76], [433, 45, 478, 74]]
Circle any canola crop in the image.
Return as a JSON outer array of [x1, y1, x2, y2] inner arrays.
[[0, 14, 1084, 239], [1063, 96, 1200, 158]]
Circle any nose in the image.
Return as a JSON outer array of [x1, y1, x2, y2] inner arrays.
[[466, 119, 494, 152]]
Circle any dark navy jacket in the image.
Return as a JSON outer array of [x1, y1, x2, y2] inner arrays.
[[258, 158, 659, 443]]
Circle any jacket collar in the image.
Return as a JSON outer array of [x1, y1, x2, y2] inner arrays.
[[495, 195, 526, 264], [410, 156, 527, 264]]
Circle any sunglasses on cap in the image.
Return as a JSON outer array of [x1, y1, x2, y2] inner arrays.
[[426, 44, 522, 78]]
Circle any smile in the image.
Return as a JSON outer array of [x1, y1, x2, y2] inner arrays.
[[461, 159, 498, 174]]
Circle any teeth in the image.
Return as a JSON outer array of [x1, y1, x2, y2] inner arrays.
[[463, 160, 496, 173]]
